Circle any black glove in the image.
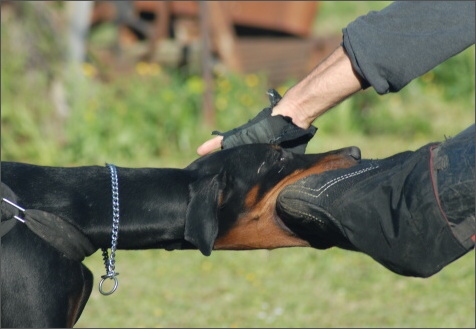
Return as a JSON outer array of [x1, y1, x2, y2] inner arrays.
[[212, 89, 317, 154], [276, 132, 475, 277]]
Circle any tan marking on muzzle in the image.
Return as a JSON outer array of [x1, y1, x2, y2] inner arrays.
[[214, 154, 358, 250]]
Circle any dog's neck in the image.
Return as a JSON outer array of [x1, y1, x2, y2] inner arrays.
[[6, 164, 196, 251]]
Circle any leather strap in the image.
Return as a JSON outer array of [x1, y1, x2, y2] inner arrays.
[[1, 218, 17, 238]]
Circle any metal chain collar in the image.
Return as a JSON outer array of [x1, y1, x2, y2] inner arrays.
[[99, 163, 120, 296]]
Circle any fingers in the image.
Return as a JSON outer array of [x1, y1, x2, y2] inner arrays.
[[196, 135, 223, 156]]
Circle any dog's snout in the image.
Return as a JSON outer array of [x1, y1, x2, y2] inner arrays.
[[347, 146, 361, 161]]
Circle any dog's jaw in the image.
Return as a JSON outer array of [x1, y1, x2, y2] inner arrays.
[[213, 152, 360, 251]]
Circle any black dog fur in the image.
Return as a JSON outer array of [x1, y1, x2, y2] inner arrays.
[[1, 144, 360, 327]]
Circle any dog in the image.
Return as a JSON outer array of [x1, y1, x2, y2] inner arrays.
[[1, 143, 360, 327]]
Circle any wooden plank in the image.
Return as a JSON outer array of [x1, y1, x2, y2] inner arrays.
[[168, 1, 318, 37], [234, 38, 315, 85]]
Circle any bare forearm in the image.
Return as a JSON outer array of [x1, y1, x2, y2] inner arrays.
[[272, 46, 363, 129], [196, 46, 364, 156]]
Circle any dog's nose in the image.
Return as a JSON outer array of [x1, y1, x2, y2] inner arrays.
[[348, 146, 361, 160]]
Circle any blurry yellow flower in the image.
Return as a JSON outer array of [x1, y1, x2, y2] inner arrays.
[[217, 77, 231, 93], [186, 76, 205, 94], [245, 272, 262, 288], [215, 96, 228, 111], [245, 74, 259, 88], [239, 94, 253, 107], [245, 272, 256, 282], [276, 86, 288, 97], [82, 62, 97, 78], [83, 110, 96, 123], [136, 62, 162, 76], [136, 61, 149, 76]]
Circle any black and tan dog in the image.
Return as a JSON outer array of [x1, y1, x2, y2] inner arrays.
[[1, 143, 360, 327]]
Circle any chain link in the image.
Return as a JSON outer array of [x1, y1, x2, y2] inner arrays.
[[99, 163, 120, 295]]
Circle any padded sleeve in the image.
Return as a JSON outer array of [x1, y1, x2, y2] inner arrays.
[[342, 1, 475, 94]]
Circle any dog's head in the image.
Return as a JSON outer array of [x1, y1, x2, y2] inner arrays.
[[184, 144, 361, 256]]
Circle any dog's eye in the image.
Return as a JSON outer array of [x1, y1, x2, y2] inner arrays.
[[268, 150, 288, 164], [279, 149, 295, 162]]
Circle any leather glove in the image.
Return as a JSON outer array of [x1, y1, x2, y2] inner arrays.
[[212, 89, 318, 154], [276, 137, 474, 278]]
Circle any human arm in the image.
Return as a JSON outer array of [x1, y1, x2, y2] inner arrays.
[[342, 1, 475, 94], [274, 0, 476, 126], [271, 45, 364, 129], [197, 1, 475, 156], [274, 1, 475, 276], [196, 45, 363, 155]]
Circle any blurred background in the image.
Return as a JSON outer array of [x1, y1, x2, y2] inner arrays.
[[1, 1, 474, 327]]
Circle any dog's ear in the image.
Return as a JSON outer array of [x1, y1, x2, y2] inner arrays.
[[184, 171, 226, 256]]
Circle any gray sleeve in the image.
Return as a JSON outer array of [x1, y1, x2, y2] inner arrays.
[[342, 1, 475, 94]]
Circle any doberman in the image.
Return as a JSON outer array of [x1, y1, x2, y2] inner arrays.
[[1, 143, 360, 327]]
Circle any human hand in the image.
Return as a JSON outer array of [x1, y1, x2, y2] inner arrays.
[[196, 89, 317, 156]]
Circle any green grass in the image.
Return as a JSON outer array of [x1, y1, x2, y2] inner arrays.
[[313, 1, 392, 36], [74, 248, 474, 328], [1, 2, 475, 328]]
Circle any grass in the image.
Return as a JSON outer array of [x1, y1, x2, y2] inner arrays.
[[74, 248, 474, 328], [1, 2, 475, 328]]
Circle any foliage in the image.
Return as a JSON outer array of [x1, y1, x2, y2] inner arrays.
[[2, 2, 474, 166]]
